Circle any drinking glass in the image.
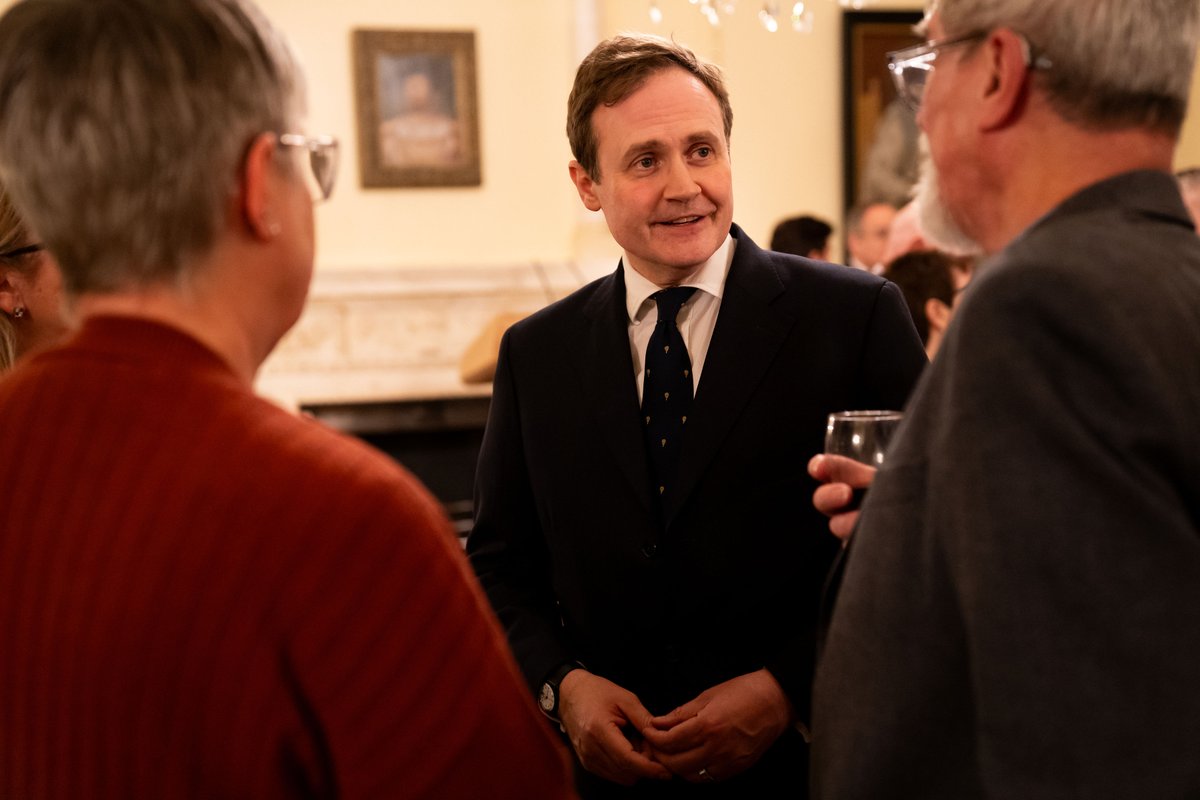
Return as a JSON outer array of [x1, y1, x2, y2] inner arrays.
[[824, 410, 904, 467]]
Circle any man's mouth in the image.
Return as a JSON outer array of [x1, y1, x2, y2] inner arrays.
[[657, 214, 706, 226]]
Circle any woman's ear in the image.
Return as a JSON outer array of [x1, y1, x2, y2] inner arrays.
[[0, 269, 24, 316], [925, 297, 952, 335], [240, 132, 283, 241]]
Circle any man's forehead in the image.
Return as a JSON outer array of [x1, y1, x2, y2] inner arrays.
[[592, 70, 725, 149]]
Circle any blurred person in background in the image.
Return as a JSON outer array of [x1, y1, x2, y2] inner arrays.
[[0, 182, 70, 371], [882, 249, 972, 358], [844, 199, 897, 272], [0, 1, 574, 797], [879, 198, 928, 265], [770, 214, 834, 260]]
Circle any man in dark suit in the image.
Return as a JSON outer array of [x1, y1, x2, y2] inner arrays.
[[810, 0, 1200, 797], [468, 33, 925, 798]]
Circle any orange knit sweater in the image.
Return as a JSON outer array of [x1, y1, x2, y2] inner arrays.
[[0, 315, 574, 799]]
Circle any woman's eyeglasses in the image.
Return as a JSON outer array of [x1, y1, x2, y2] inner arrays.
[[279, 133, 339, 203]]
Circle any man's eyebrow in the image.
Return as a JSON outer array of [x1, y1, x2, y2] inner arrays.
[[620, 139, 665, 162], [619, 132, 721, 162]]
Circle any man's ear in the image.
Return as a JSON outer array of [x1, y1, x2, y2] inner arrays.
[[568, 160, 603, 212], [240, 132, 282, 241], [0, 269, 22, 316], [925, 297, 952, 334], [978, 28, 1034, 131]]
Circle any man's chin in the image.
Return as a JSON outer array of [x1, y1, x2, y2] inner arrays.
[[914, 180, 983, 257], [914, 143, 984, 257]]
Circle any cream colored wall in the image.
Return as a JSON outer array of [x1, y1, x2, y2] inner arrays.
[[597, 2, 853, 248], [1175, 58, 1200, 170], [277, 0, 918, 274], [595, 1, 936, 248], [0, 0, 921, 265], [0, 0, 581, 271], [252, 0, 579, 271], [1, 0, 1197, 268]]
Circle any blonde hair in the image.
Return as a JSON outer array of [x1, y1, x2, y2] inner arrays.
[[0, 316, 13, 371], [0, 180, 26, 254], [1, 183, 31, 372]]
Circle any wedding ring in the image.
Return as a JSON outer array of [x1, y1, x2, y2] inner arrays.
[[698, 767, 715, 782]]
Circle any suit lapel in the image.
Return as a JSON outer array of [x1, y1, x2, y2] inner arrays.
[[578, 265, 656, 517], [664, 230, 796, 524]]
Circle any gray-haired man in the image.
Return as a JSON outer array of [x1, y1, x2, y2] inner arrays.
[[812, 0, 1200, 796]]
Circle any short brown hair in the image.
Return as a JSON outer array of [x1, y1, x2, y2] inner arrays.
[[0, 181, 30, 257], [567, 33, 732, 181], [883, 249, 971, 344]]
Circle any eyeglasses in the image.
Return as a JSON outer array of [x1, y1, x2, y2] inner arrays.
[[0, 243, 44, 260], [887, 30, 1053, 112], [279, 133, 339, 202]]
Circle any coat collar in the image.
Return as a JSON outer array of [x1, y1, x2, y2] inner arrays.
[[577, 224, 798, 526]]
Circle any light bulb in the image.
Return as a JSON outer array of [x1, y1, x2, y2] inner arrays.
[[791, 2, 813, 31]]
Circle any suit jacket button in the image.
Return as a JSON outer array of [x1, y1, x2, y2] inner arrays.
[[642, 543, 658, 558]]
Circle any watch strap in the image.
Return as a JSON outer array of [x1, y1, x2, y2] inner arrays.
[[539, 661, 583, 722]]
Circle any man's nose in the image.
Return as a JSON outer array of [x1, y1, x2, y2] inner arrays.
[[662, 156, 701, 201]]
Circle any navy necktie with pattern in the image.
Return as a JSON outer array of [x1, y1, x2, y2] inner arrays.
[[642, 286, 698, 503]]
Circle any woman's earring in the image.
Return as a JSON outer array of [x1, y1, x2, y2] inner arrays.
[[12, 306, 26, 319]]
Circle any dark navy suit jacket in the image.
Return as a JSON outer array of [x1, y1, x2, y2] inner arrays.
[[469, 224, 925, 796]]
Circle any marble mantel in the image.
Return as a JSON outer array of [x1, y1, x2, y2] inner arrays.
[[255, 262, 584, 411]]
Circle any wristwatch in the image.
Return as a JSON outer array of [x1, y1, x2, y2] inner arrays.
[[538, 662, 582, 721]]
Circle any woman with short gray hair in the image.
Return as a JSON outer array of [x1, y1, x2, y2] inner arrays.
[[0, 1, 575, 797]]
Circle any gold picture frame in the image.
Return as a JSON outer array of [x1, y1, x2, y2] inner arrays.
[[352, 29, 482, 188]]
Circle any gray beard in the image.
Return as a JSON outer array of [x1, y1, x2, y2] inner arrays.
[[914, 144, 985, 257]]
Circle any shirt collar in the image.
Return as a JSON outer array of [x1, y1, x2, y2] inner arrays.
[[624, 233, 736, 323]]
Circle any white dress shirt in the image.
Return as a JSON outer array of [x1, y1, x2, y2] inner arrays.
[[624, 235, 736, 403]]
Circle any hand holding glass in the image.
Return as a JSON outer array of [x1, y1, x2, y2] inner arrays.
[[824, 410, 903, 467], [820, 410, 902, 523]]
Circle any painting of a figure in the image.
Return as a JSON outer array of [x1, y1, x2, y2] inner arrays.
[[354, 30, 481, 188], [378, 54, 461, 169], [842, 12, 923, 208]]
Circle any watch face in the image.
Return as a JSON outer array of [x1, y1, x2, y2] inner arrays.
[[539, 682, 556, 713]]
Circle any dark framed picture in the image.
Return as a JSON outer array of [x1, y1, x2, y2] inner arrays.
[[352, 29, 482, 188], [842, 11, 924, 210]]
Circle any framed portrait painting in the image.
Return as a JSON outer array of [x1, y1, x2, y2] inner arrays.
[[353, 29, 482, 188], [842, 11, 924, 210]]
